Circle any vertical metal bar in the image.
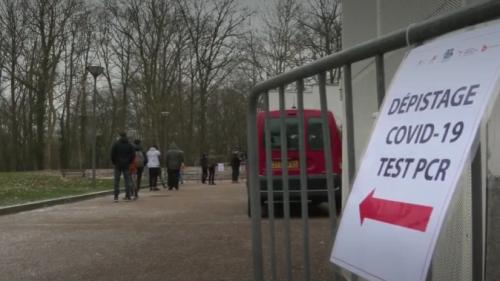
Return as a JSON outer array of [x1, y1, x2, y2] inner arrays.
[[91, 76, 97, 188], [342, 64, 358, 281], [318, 72, 338, 228], [375, 54, 386, 108], [472, 135, 484, 281], [296, 79, 310, 281], [484, 122, 489, 280], [375, 58, 386, 281], [319, 73, 339, 281], [248, 92, 263, 281], [343, 64, 356, 187], [279, 85, 293, 281], [426, 267, 433, 281], [264, 92, 278, 281], [375, 57, 386, 280]]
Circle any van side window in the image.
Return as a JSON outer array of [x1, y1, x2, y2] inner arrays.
[[308, 118, 324, 150], [266, 118, 299, 150]]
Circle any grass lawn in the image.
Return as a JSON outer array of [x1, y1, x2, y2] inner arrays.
[[0, 172, 113, 207]]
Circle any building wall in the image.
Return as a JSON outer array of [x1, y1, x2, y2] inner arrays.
[[342, 0, 499, 175], [267, 85, 343, 126]]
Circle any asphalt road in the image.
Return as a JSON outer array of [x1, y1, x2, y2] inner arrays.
[[0, 180, 336, 281]]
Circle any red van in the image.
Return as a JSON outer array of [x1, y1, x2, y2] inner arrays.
[[251, 109, 342, 214]]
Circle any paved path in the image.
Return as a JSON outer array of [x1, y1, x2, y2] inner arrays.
[[0, 182, 253, 281], [0, 181, 335, 281]]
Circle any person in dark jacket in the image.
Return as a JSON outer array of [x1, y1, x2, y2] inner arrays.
[[230, 152, 241, 183], [207, 151, 217, 185], [133, 139, 148, 198], [110, 132, 135, 201], [200, 153, 208, 184], [165, 143, 184, 190]]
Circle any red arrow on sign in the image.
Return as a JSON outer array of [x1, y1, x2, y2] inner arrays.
[[359, 189, 433, 232]]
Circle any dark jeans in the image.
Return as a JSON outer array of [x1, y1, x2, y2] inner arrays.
[[136, 167, 144, 194], [149, 167, 160, 189], [208, 166, 215, 184], [114, 167, 132, 198], [201, 167, 208, 183], [168, 169, 180, 189], [231, 166, 240, 182], [178, 170, 184, 184]]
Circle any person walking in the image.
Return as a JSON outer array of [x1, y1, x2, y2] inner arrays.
[[200, 153, 208, 184], [230, 152, 241, 183], [165, 143, 184, 190], [207, 151, 217, 185], [110, 132, 135, 201], [178, 162, 185, 184], [129, 154, 138, 200], [147, 145, 161, 191], [133, 139, 147, 198]]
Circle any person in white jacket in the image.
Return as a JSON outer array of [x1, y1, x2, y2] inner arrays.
[[146, 146, 161, 191]]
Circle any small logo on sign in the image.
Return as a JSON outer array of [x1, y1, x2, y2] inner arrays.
[[463, 48, 477, 56], [442, 48, 454, 60]]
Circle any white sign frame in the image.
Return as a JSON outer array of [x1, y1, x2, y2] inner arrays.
[[331, 20, 500, 281]]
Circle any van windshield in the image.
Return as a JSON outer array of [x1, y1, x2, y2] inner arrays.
[[264, 117, 325, 150], [308, 118, 324, 150], [266, 118, 299, 150]]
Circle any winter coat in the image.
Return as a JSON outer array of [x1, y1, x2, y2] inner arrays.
[[165, 143, 184, 170], [207, 154, 217, 169], [200, 154, 208, 169], [231, 154, 241, 169], [111, 137, 135, 169], [146, 147, 161, 168], [134, 144, 148, 168]]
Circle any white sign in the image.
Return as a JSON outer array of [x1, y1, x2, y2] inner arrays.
[[217, 163, 224, 172], [331, 20, 500, 281]]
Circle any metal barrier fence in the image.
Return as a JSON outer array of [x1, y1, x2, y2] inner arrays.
[[246, 2, 500, 281]]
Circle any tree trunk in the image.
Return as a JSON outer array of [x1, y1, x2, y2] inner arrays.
[[35, 71, 47, 170], [9, 44, 18, 171], [79, 77, 87, 169], [199, 89, 207, 155]]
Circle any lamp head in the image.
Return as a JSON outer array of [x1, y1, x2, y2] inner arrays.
[[86, 65, 104, 78]]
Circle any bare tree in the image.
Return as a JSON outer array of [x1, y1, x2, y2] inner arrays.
[[59, 6, 93, 169], [238, 26, 266, 85], [108, 0, 182, 152], [102, 0, 137, 134], [0, 0, 30, 170], [1, 0, 333, 170], [259, 0, 305, 77], [24, 0, 84, 169], [176, 0, 250, 154], [299, 0, 342, 83]]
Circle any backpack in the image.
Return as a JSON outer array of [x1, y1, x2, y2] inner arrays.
[[135, 151, 145, 168]]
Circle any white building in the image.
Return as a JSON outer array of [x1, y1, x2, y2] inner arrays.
[[267, 84, 343, 127], [342, 0, 500, 177]]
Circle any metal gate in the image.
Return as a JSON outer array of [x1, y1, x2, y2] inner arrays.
[[246, 1, 500, 280]]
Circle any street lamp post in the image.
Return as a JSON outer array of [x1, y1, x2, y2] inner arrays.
[[160, 111, 169, 176], [86, 65, 104, 188]]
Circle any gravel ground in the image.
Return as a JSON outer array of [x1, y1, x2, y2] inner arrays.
[[0, 180, 337, 281]]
